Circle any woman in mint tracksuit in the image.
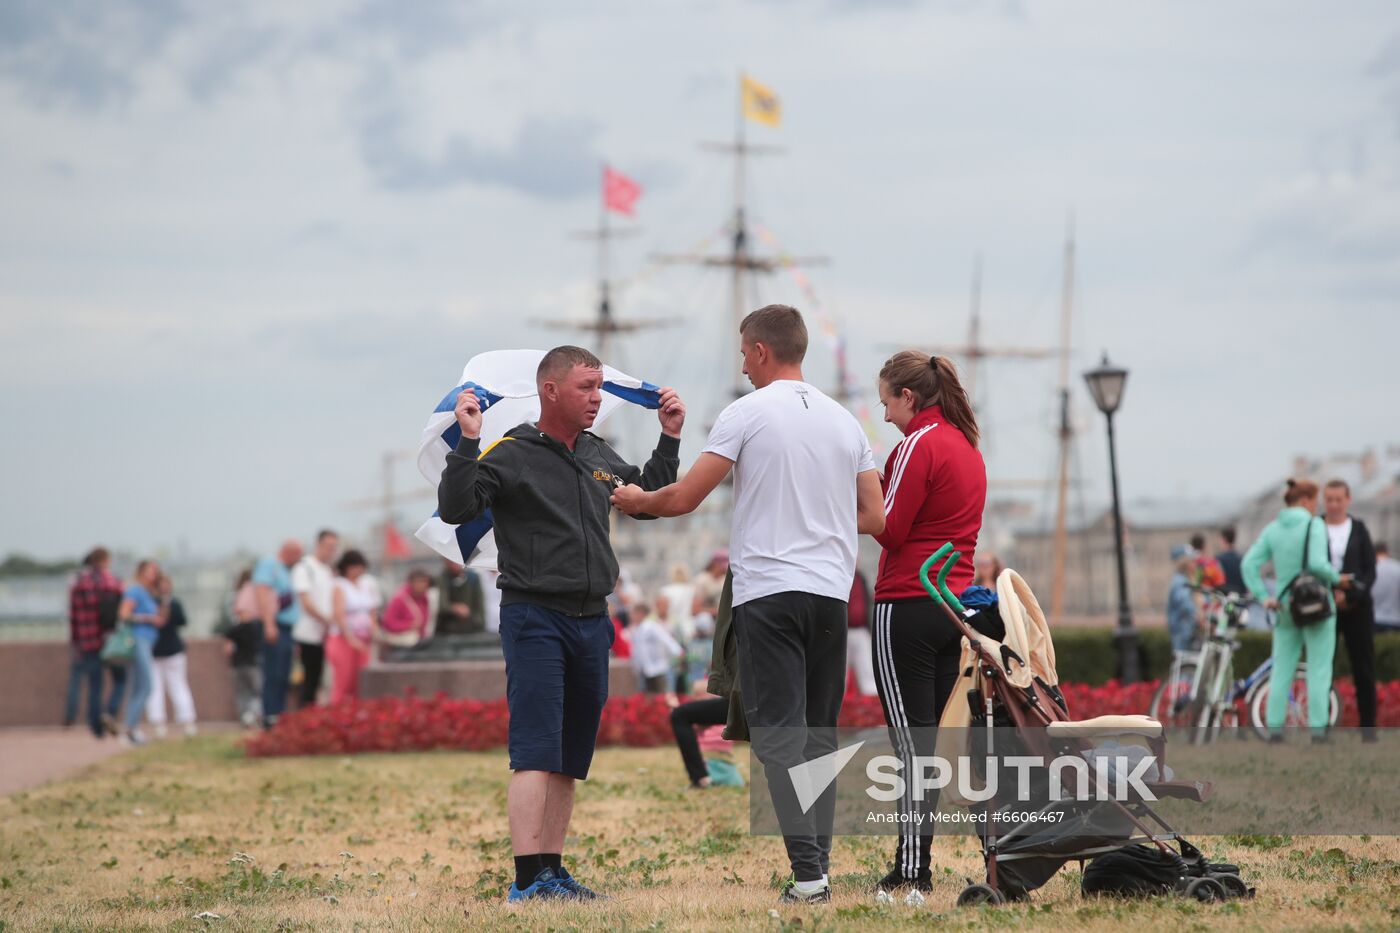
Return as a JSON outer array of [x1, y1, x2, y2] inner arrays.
[[1242, 479, 1339, 737]]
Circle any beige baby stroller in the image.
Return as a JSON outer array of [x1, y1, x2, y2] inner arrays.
[[920, 544, 1250, 906]]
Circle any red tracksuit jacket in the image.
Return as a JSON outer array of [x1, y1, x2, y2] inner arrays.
[[874, 405, 987, 601]]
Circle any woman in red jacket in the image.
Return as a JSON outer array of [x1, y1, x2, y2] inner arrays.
[[872, 351, 987, 893]]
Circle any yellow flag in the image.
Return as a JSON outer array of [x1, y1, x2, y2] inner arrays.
[[742, 74, 781, 127]]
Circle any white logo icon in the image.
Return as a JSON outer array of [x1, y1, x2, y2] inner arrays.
[[787, 741, 866, 813]]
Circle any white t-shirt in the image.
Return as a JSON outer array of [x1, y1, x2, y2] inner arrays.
[[481, 569, 502, 634], [1326, 518, 1352, 574], [290, 556, 335, 645], [631, 616, 682, 679], [703, 380, 876, 607], [334, 576, 381, 641]]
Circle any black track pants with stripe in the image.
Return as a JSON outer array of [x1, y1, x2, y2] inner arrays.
[[872, 599, 963, 880]]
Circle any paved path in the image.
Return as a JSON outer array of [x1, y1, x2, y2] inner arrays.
[[0, 728, 130, 796]]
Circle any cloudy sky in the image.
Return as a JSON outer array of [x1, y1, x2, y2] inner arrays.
[[3, 0, 1398, 559]]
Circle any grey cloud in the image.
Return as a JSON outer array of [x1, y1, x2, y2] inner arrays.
[[349, 0, 521, 58], [261, 307, 472, 367], [1367, 35, 1400, 138], [0, 0, 186, 110], [183, 22, 278, 102], [764, 0, 1024, 15], [1365, 33, 1400, 77], [0, 0, 275, 109], [356, 81, 600, 198]]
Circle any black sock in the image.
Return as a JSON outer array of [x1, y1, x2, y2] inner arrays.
[[514, 854, 543, 889], [541, 853, 562, 873]]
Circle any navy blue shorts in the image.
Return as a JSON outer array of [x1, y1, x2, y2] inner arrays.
[[499, 603, 614, 780]]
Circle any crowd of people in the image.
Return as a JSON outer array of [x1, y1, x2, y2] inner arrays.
[[64, 549, 196, 744], [66, 532, 498, 738], [1164, 478, 1399, 742], [61, 304, 1396, 907], [604, 555, 724, 696], [226, 534, 500, 727]]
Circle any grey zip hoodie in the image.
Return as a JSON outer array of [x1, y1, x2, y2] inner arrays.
[[437, 423, 681, 617]]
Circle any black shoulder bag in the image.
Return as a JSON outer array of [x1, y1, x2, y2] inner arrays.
[[1281, 518, 1332, 627]]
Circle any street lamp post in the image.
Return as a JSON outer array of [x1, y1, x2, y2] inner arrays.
[[1083, 353, 1139, 683]]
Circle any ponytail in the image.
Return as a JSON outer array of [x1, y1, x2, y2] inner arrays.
[[1283, 477, 1319, 506], [878, 351, 980, 448]]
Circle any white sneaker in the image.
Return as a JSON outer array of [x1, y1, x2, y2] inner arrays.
[[182, 723, 198, 738], [122, 730, 148, 747]]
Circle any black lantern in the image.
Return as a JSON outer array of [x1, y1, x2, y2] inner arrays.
[[1083, 353, 1138, 683]]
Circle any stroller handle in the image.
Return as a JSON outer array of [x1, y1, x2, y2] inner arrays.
[[918, 543, 969, 613], [939, 551, 969, 614], [918, 544, 953, 604]]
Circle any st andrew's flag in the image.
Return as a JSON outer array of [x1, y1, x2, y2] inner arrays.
[[415, 349, 662, 569]]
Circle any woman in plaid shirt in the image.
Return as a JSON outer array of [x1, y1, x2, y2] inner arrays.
[[65, 548, 123, 738]]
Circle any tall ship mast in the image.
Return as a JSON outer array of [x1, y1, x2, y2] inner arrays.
[[534, 164, 672, 368], [658, 73, 825, 404]]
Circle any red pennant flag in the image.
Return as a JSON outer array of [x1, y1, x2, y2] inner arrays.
[[603, 165, 642, 217], [383, 523, 412, 561]]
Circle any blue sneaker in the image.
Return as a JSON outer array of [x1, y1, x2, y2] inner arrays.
[[506, 867, 574, 902], [557, 866, 609, 900]]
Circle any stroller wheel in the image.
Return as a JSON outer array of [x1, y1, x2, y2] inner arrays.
[[1183, 876, 1226, 902], [956, 883, 1005, 907], [1211, 873, 1250, 899]]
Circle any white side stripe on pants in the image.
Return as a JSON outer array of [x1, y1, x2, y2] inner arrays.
[[874, 603, 920, 878]]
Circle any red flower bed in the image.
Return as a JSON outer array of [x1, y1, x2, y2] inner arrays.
[[244, 693, 511, 758], [1335, 678, 1400, 727], [1059, 679, 1161, 718], [244, 679, 1400, 758]]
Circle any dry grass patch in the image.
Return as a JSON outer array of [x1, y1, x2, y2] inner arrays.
[[2, 736, 1400, 930]]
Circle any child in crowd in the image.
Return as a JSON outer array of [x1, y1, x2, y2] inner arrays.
[[1166, 545, 1202, 653], [224, 569, 264, 728], [630, 600, 682, 694]]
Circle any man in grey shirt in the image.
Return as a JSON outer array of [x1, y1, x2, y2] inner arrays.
[[1373, 542, 1400, 633]]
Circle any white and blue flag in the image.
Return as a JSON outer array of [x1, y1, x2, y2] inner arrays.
[[415, 349, 662, 569]]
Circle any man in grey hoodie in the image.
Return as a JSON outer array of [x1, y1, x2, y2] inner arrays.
[[438, 345, 685, 901]]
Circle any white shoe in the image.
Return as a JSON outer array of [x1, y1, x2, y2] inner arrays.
[[122, 730, 148, 747], [182, 723, 198, 738]]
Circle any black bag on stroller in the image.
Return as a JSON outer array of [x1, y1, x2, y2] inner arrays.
[[1083, 842, 1251, 901], [1082, 845, 1181, 897]]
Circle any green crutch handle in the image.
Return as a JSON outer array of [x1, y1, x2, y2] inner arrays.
[[918, 543, 954, 604]]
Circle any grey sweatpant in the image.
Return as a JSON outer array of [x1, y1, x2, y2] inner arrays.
[[734, 590, 848, 882], [233, 665, 262, 725]]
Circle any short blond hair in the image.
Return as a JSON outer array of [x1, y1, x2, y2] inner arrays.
[[537, 346, 602, 383], [739, 304, 807, 364]]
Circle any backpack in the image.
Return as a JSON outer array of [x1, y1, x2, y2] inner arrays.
[[1282, 518, 1332, 627], [1082, 845, 1182, 897]]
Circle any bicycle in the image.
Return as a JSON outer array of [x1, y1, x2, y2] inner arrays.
[[1147, 588, 1340, 742]]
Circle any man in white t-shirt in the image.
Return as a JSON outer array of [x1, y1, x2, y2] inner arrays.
[[612, 304, 884, 904], [290, 529, 338, 707]]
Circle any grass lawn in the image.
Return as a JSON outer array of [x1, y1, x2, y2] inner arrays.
[[3, 735, 1400, 931]]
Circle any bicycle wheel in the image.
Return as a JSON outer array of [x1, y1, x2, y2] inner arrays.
[[1149, 663, 1199, 728], [1187, 651, 1220, 744], [1249, 671, 1342, 738]]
